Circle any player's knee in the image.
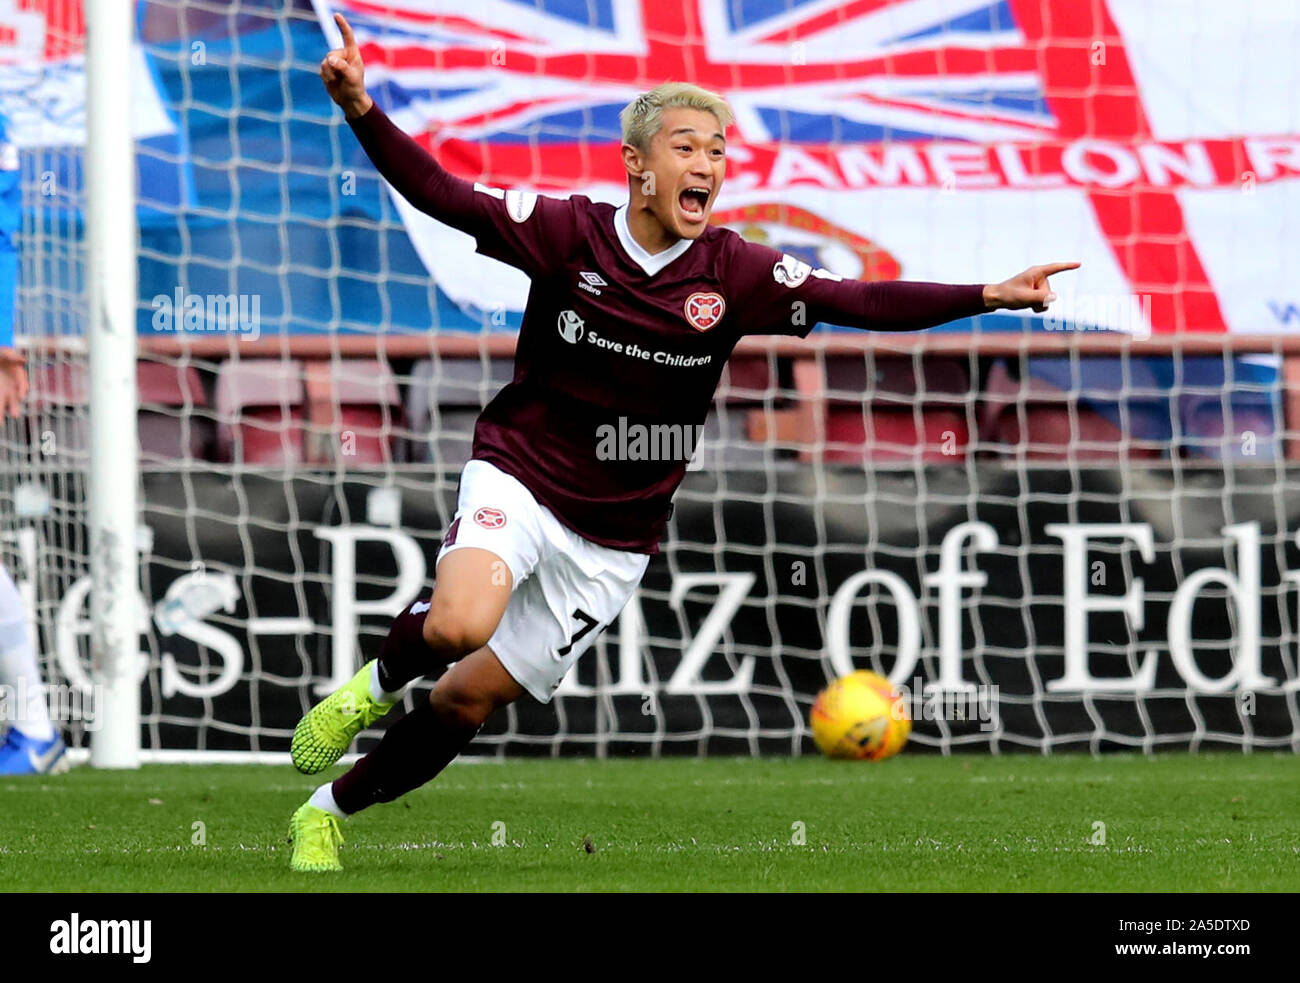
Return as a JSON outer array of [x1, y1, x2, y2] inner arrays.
[[421, 601, 492, 659], [428, 683, 493, 731]]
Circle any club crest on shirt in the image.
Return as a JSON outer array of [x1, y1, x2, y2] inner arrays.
[[473, 507, 508, 529], [684, 292, 726, 331], [772, 253, 812, 288]]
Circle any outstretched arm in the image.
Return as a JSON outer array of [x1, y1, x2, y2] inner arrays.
[[803, 262, 1081, 332], [320, 13, 478, 226], [982, 262, 1081, 313], [321, 13, 575, 278], [344, 101, 482, 229], [729, 242, 1080, 336], [840, 280, 988, 332]]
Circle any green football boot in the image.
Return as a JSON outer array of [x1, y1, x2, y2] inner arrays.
[[288, 802, 344, 872], [291, 660, 395, 775]]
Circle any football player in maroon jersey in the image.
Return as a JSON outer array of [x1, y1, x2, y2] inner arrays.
[[287, 12, 1077, 871]]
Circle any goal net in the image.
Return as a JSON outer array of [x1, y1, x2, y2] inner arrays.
[[4, 0, 1300, 760]]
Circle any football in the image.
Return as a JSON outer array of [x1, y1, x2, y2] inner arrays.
[[809, 670, 911, 760]]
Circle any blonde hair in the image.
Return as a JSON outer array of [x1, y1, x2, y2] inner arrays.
[[620, 82, 735, 152]]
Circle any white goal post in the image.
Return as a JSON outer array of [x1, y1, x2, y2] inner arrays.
[[84, 0, 141, 768]]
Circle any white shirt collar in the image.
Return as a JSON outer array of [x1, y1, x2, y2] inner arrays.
[[614, 203, 694, 276]]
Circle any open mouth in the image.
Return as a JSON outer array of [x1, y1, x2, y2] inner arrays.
[[678, 187, 710, 221]]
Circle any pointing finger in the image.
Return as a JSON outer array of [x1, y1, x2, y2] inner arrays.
[[336, 12, 359, 54], [1036, 261, 1081, 277]]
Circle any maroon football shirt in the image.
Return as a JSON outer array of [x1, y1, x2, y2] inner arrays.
[[349, 106, 987, 552]]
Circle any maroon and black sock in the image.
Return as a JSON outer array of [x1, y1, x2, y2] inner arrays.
[[376, 597, 442, 693], [331, 701, 479, 814]]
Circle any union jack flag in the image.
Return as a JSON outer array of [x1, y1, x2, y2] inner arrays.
[[0, 0, 190, 221], [315, 0, 1300, 334], [323, 0, 1056, 157]]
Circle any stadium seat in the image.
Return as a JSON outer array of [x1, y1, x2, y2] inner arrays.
[[695, 406, 773, 468], [830, 356, 969, 406], [714, 354, 785, 464], [27, 360, 216, 462], [31, 361, 90, 406], [826, 404, 970, 462], [137, 360, 213, 462], [717, 354, 775, 404], [406, 357, 513, 466], [26, 361, 91, 462], [981, 358, 1168, 460], [808, 356, 972, 462], [992, 402, 1158, 461], [1175, 357, 1280, 460], [1180, 394, 1278, 460], [303, 359, 402, 466], [214, 359, 306, 465]]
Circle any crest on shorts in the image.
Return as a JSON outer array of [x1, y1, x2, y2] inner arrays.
[[684, 292, 726, 331], [473, 507, 507, 529]]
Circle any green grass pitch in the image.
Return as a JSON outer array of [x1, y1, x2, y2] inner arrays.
[[3, 753, 1297, 892]]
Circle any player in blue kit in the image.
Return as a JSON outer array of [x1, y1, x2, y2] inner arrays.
[[287, 13, 1077, 870], [0, 109, 66, 776]]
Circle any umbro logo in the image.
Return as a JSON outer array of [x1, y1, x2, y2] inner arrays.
[[577, 271, 607, 296]]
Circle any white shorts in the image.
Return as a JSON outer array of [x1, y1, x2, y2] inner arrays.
[[436, 460, 650, 703]]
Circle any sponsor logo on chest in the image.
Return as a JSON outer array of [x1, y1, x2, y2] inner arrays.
[[556, 310, 714, 369], [557, 309, 586, 344]]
